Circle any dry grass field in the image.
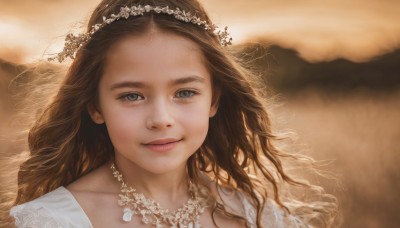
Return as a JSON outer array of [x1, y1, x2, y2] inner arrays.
[[272, 87, 400, 227]]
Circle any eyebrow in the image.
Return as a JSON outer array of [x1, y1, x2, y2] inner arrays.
[[110, 81, 145, 90], [110, 75, 206, 91], [170, 75, 206, 86]]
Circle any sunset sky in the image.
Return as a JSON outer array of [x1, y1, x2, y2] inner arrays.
[[1, 0, 399, 63]]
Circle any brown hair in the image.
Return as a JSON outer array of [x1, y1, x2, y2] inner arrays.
[[8, 0, 338, 227]]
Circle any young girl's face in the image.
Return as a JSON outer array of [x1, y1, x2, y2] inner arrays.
[[89, 28, 218, 174]]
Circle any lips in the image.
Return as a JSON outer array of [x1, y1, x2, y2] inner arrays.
[[143, 138, 182, 152], [144, 138, 181, 145]]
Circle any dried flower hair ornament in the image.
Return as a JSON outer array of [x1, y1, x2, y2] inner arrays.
[[49, 5, 233, 62]]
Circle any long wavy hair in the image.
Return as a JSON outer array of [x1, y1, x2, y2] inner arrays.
[[2, 0, 338, 227]]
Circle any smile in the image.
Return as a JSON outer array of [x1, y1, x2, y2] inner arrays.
[[143, 138, 182, 152]]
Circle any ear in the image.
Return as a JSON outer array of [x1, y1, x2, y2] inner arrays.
[[209, 103, 218, 117], [209, 87, 220, 118], [87, 103, 105, 124]]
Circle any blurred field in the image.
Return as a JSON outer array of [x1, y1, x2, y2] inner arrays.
[[272, 87, 400, 228]]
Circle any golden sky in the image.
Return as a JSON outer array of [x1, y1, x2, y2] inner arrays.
[[1, 0, 399, 63]]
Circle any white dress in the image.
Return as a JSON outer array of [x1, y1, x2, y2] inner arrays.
[[10, 187, 307, 228]]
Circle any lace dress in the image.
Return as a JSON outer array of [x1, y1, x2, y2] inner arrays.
[[10, 187, 307, 228]]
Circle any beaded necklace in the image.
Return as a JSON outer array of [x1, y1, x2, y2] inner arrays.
[[111, 163, 206, 228]]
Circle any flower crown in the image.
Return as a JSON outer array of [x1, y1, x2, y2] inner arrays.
[[49, 5, 233, 62]]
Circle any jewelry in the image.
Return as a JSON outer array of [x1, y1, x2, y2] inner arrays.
[[50, 5, 232, 62], [110, 163, 206, 228]]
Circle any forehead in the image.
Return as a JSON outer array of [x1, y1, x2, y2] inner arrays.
[[102, 30, 210, 84]]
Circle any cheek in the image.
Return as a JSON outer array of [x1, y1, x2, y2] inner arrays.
[[106, 116, 137, 146], [100, 101, 143, 143], [178, 100, 212, 137]]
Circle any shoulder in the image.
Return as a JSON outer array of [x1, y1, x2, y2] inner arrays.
[[210, 184, 308, 227], [237, 193, 308, 228], [262, 199, 308, 228], [10, 187, 92, 228], [67, 162, 117, 193]]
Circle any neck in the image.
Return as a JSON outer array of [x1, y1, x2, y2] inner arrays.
[[111, 157, 189, 204]]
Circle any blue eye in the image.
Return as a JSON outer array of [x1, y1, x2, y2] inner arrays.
[[176, 90, 197, 98], [120, 93, 143, 101]]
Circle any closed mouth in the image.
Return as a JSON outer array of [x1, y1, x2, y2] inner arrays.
[[142, 138, 182, 152], [143, 138, 182, 145]]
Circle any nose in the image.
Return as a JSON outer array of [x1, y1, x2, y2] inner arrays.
[[146, 99, 175, 130]]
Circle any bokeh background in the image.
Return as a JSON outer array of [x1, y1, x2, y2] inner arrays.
[[1, 0, 399, 227]]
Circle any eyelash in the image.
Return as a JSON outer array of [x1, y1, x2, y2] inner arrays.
[[118, 89, 199, 102], [176, 89, 198, 98], [118, 93, 144, 102]]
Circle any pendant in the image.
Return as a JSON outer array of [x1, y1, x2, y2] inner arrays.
[[188, 221, 201, 228], [122, 208, 134, 222]]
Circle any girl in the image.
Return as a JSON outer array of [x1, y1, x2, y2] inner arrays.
[[6, 0, 338, 227]]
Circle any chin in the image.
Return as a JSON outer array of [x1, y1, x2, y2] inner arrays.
[[141, 159, 188, 175], [144, 166, 185, 175]]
